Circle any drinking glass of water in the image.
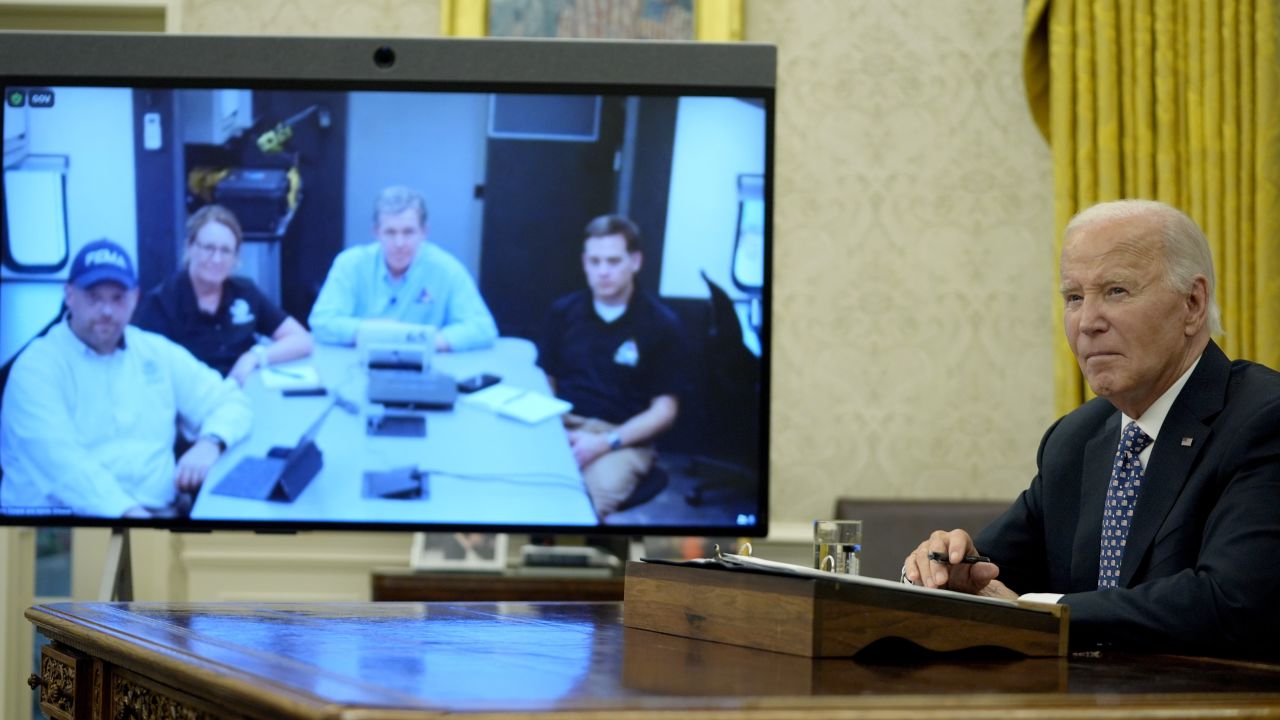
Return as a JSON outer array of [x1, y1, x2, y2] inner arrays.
[[813, 519, 862, 575]]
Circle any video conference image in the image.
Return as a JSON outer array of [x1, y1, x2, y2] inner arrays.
[[0, 84, 768, 532]]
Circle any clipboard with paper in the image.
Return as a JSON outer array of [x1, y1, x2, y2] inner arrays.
[[622, 547, 1068, 658]]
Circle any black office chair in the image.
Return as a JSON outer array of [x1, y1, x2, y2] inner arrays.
[[834, 498, 1010, 581], [617, 464, 669, 512], [0, 304, 65, 401], [683, 273, 760, 506], [0, 304, 67, 497]]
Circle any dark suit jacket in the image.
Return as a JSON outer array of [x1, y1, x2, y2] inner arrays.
[[975, 341, 1280, 656]]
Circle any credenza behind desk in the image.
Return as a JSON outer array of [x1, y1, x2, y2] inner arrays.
[[25, 601, 1280, 720], [371, 568, 625, 602]]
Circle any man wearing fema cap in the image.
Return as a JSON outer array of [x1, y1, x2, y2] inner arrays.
[[0, 239, 252, 518]]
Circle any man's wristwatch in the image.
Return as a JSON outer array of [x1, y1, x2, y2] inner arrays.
[[199, 434, 227, 452], [606, 430, 623, 451]]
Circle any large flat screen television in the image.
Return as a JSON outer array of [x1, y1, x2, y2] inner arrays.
[[0, 32, 773, 536]]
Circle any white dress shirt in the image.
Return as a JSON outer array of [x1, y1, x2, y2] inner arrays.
[[0, 321, 252, 517]]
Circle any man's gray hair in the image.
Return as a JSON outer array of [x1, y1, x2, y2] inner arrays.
[[1065, 199, 1223, 335], [373, 185, 428, 227]]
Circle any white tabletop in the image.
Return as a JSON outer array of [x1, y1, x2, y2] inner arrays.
[[190, 338, 598, 527]]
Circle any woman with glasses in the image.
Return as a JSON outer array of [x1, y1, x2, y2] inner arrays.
[[134, 204, 313, 386]]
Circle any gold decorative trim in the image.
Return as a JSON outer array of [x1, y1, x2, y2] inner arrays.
[[442, 1, 742, 40], [694, 0, 743, 41], [441, 0, 486, 37]]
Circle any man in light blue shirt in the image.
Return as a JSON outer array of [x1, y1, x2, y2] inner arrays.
[[308, 186, 497, 351]]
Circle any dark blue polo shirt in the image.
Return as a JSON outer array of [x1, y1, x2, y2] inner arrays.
[[133, 270, 287, 376], [537, 289, 686, 425]]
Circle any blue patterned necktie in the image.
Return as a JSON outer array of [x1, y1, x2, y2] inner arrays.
[[1098, 421, 1153, 589]]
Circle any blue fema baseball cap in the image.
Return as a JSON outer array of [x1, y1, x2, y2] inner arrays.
[[68, 239, 138, 290]]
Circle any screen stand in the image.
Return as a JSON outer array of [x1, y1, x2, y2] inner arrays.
[[98, 527, 134, 602], [628, 536, 645, 562]]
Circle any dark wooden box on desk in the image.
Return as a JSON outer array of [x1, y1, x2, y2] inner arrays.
[[623, 560, 1068, 657]]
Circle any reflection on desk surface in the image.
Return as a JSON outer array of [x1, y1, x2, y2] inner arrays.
[[27, 601, 1280, 718], [191, 338, 597, 527]]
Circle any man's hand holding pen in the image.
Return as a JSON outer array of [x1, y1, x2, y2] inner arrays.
[[903, 528, 1016, 600]]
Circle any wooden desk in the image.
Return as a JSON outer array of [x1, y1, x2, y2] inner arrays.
[[371, 569, 625, 602], [25, 601, 1280, 720]]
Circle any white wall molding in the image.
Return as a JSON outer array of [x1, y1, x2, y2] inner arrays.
[[1, 528, 37, 720]]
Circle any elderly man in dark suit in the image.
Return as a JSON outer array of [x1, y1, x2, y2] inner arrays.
[[903, 199, 1280, 657]]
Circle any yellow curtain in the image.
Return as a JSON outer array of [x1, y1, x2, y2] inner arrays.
[[1024, 0, 1280, 417], [440, 1, 743, 41]]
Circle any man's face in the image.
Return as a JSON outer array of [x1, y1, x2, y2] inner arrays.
[[375, 207, 426, 278], [1060, 216, 1206, 417], [65, 282, 138, 355], [583, 233, 641, 305]]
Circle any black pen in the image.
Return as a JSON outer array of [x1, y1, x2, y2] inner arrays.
[[928, 551, 992, 565]]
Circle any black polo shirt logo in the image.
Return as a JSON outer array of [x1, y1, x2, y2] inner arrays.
[[613, 338, 639, 367], [228, 298, 255, 325]]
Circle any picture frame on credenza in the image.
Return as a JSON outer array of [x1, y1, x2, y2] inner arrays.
[[410, 532, 508, 572]]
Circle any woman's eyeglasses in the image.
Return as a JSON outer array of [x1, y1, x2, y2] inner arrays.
[[193, 241, 236, 259]]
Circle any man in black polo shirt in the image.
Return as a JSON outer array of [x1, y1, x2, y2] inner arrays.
[[537, 215, 686, 520]]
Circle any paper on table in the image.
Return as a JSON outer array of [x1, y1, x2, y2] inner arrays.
[[260, 365, 322, 390], [461, 383, 572, 424], [663, 552, 1023, 608], [460, 384, 524, 411]]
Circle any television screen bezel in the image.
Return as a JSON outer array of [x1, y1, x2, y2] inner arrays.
[[0, 31, 775, 537]]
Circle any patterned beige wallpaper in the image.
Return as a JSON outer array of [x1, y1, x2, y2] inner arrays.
[[745, 0, 1055, 523], [180, 0, 441, 35], [176, 0, 1056, 525]]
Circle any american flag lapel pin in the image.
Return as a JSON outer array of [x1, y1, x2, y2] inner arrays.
[[1180, 437, 1193, 447]]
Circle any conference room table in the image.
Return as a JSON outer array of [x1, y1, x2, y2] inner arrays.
[[25, 600, 1280, 719], [190, 339, 599, 527]]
